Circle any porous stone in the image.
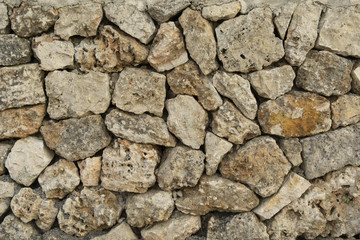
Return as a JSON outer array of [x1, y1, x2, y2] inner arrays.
[[331, 94, 360, 129], [157, 146, 205, 191], [78, 157, 101, 187], [279, 138, 303, 166], [175, 174, 259, 215], [54, 3, 102, 40], [0, 214, 40, 240], [167, 60, 222, 111], [40, 115, 111, 161], [0, 198, 10, 217], [273, 2, 298, 39], [5, 136, 54, 186], [0, 34, 31, 66], [211, 101, 261, 144], [258, 91, 332, 137], [104, 1, 156, 44], [216, 7, 284, 73], [0, 142, 13, 175], [45, 70, 110, 119], [36, 199, 59, 231], [213, 71, 257, 119], [220, 136, 291, 197], [179, 8, 218, 75], [0, 64, 45, 111], [146, 0, 190, 23], [105, 109, 176, 147], [296, 50, 353, 96], [41, 228, 78, 240], [201, 2, 241, 21], [91, 221, 138, 240], [166, 95, 208, 149], [147, 22, 188, 72], [248, 65, 295, 100], [112, 68, 166, 117], [352, 64, 360, 94], [0, 3, 9, 33], [126, 190, 174, 228]]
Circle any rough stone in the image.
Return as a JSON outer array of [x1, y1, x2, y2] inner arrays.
[[273, 2, 298, 39], [0, 142, 12, 175], [45, 71, 110, 119], [126, 190, 174, 228], [0, 64, 45, 111], [105, 108, 176, 147], [201, 2, 241, 21], [211, 101, 261, 144], [10, 2, 58, 37], [352, 64, 360, 94], [40, 115, 111, 161], [157, 146, 205, 191], [167, 60, 222, 111], [191, 0, 237, 10], [5, 136, 54, 186], [146, 0, 190, 23], [248, 65, 295, 100], [0, 3, 9, 33], [36, 199, 59, 231], [0, 34, 31, 66], [284, 3, 323, 66], [0, 214, 40, 240], [147, 22, 188, 72], [331, 94, 360, 129], [112, 68, 166, 117], [104, 1, 156, 44], [166, 95, 208, 149], [0, 181, 15, 198], [279, 138, 303, 166], [91, 221, 138, 240], [78, 157, 102, 187], [258, 91, 332, 137], [41, 228, 78, 240], [300, 123, 360, 179], [0, 198, 10, 217], [213, 71, 258, 119], [175, 174, 259, 215], [216, 7, 284, 73], [296, 50, 353, 96], [54, 3, 102, 40]]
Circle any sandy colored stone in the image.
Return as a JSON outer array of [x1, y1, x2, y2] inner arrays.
[[146, 0, 190, 23], [78, 157, 101, 187], [191, 0, 238, 10], [331, 94, 360, 129], [202, 2, 241, 21], [273, 2, 298, 39], [258, 91, 332, 137], [0, 198, 10, 217], [279, 138, 303, 166], [0, 34, 31, 66], [91, 221, 138, 240], [352, 64, 360, 94], [0, 142, 12, 175], [36, 199, 59, 231], [40, 228, 78, 240], [0, 181, 15, 198], [0, 3, 9, 33], [0, 214, 40, 240]]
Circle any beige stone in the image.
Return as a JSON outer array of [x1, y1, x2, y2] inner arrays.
[[146, 0, 190, 23], [202, 2, 241, 21], [90, 221, 138, 240], [352, 64, 360, 94], [0, 198, 10, 217], [0, 3, 9, 33], [0, 181, 15, 198], [279, 138, 303, 166], [78, 157, 101, 187], [273, 2, 298, 39], [331, 94, 360, 129], [0, 142, 13, 175], [0, 214, 40, 240]]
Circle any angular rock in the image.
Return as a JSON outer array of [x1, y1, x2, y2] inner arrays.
[[0, 142, 12, 175], [91, 221, 138, 240], [202, 2, 241, 21], [0, 3, 9, 33], [331, 94, 360, 129], [0, 64, 45, 111], [0, 214, 40, 240], [10, 2, 58, 37], [0, 180, 15, 199], [166, 95, 208, 149], [146, 0, 190, 23], [54, 3, 102, 40], [105, 109, 176, 147], [36, 198, 59, 231], [112, 68, 166, 117], [45, 71, 110, 119], [147, 22, 188, 72], [296, 50, 353, 96], [104, 1, 156, 44], [0, 34, 31, 66], [279, 138, 303, 166], [258, 91, 332, 137], [0, 104, 46, 140], [211, 101, 261, 144], [167, 60, 222, 111], [216, 7, 284, 73], [126, 190, 174, 228], [101, 139, 160, 193], [157, 146, 205, 191], [248, 65, 295, 100], [175, 174, 259, 215], [40, 115, 111, 161], [78, 157, 101, 187], [0, 198, 10, 217], [273, 2, 298, 39], [352, 64, 360, 94], [5, 136, 54, 186], [213, 71, 258, 119]]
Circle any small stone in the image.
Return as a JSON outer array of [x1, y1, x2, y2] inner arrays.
[[279, 138, 303, 166], [284, 3, 323, 66], [0, 214, 40, 240], [166, 95, 208, 149], [331, 94, 360, 129], [36, 199, 59, 231], [141, 211, 201, 240], [204, 132, 233, 175], [175, 174, 259, 215], [167, 60, 222, 111], [213, 71, 258, 119], [0, 3, 9, 33], [91, 221, 138, 240], [191, 0, 237, 10], [258, 91, 332, 137], [0, 181, 15, 198], [126, 190, 174, 228], [148, 22, 188, 72], [40, 115, 111, 161], [0, 142, 13, 175], [45, 70, 110, 119], [352, 64, 360, 94], [273, 2, 298, 39], [216, 7, 284, 73], [248, 65, 295, 100], [54, 3, 102, 40], [5, 136, 54, 186], [0, 198, 10, 217], [211, 101, 261, 144], [0, 104, 46, 140], [105, 109, 176, 147], [112, 68, 166, 117], [77, 157, 101, 187], [104, 1, 156, 44], [202, 2, 241, 21], [296, 50, 353, 96], [179, 8, 218, 75], [157, 146, 205, 191], [146, 0, 190, 23], [0, 34, 31, 66], [10, 2, 58, 37], [0, 64, 45, 111]]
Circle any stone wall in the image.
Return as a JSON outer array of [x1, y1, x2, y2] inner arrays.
[[0, 0, 359, 239]]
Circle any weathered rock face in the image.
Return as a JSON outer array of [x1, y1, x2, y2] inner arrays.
[[146, 0, 190, 23], [0, 198, 10, 217], [40, 115, 111, 161], [77, 157, 101, 187], [0, 35, 31, 66], [331, 94, 360, 129], [0, 179, 16, 198], [0, 3, 9, 33], [258, 91, 332, 137], [216, 7, 284, 73], [279, 138, 303, 166], [0, 214, 40, 240], [352, 64, 360, 94], [201, 2, 241, 21], [0, 142, 13, 175], [91, 221, 138, 240], [273, 2, 298, 39]]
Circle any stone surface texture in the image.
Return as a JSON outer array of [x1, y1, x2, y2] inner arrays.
[[273, 2, 298, 39], [202, 2, 241, 21], [0, 3, 9, 33], [331, 94, 360, 129], [279, 138, 303, 166], [0, 142, 13, 175], [146, 0, 190, 23], [77, 157, 101, 187], [0, 35, 31, 66], [352, 64, 360, 94], [0, 214, 40, 240], [91, 221, 138, 240]]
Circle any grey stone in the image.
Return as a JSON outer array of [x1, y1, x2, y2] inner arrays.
[[279, 138, 303, 166], [273, 2, 298, 39], [0, 3, 9, 33], [331, 94, 360, 129], [202, 2, 241, 21], [0, 214, 40, 240], [191, 0, 237, 10], [0, 34, 31, 66], [90, 221, 138, 240], [146, 0, 190, 23], [41, 228, 78, 240], [0, 141, 12, 175]]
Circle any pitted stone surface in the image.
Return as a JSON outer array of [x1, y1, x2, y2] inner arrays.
[[0, 35, 31, 66], [0, 214, 40, 240]]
